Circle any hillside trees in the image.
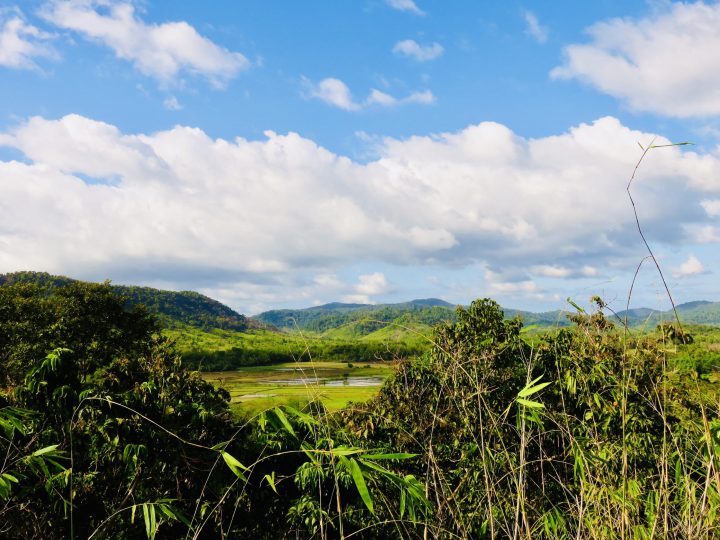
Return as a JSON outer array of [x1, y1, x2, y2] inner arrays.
[[0, 282, 247, 539], [339, 299, 720, 538]]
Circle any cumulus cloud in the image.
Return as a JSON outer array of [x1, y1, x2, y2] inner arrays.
[[673, 255, 705, 278], [0, 114, 719, 311], [393, 39, 443, 61], [0, 13, 56, 69], [552, 2, 720, 117], [305, 77, 360, 111], [40, 0, 249, 86], [385, 0, 424, 16], [522, 10, 548, 43], [342, 272, 391, 304], [305, 77, 435, 110]]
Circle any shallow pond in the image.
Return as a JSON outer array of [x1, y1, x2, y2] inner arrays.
[[262, 375, 385, 387]]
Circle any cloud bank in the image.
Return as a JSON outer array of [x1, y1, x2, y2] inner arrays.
[[0, 114, 718, 310]]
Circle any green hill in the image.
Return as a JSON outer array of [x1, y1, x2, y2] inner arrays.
[[255, 299, 458, 337], [0, 271, 256, 332], [615, 301, 720, 327]]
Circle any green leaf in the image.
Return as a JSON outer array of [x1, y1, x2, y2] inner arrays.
[[347, 458, 373, 514], [32, 444, 59, 457], [1, 473, 18, 483], [273, 407, 296, 438], [282, 405, 318, 427], [567, 297, 585, 313], [221, 451, 249, 482], [142, 503, 157, 540], [329, 446, 364, 457], [362, 452, 417, 460], [264, 472, 278, 494], [516, 398, 544, 409], [517, 379, 552, 398]]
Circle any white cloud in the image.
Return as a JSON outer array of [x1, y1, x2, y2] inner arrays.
[[385, 0, 424, 16], [393, 39, 443, 61], [552, 2, 720, 117], [531, 265, 599, 278], [485, 269, 539, 296], [366, 88, 435, 107], [531, 265, 571, 278], [686, 225, 720, 244], [1, 114, 719, 312], [305, 77, 435, 110], [305, 77, 361, 111], [0, 14, 56, 69], [163, 96, 182, 111], [673, 255, 705, 278], [40, 0, 248, 86], [342, 272, 391, 303], [356, 272, 390, 296], [522, 10, 548, 43], [701, 199, 720, 217]]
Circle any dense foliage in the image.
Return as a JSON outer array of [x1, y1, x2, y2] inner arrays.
[[0, 282, 247, 538], [1, 282, 719, 538], [337, 299, 720, 538]]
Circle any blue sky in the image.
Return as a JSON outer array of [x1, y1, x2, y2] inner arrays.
[[1, 0, 719, 314]]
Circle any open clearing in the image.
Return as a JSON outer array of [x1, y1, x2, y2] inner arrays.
[[202, 361, 397, 412]]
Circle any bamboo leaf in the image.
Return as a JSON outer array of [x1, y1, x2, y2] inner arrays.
[[516, 397, 544, 409], [518, 380, 552, 398], [362, 452, 417, 460], [32, 444, 59, 457], [221, 451, 249, 482], [272, 407, 296, 438], [142, 504, 151, 539], [330, 446, 364, 457], [264, 472, 278, 494], [347, 458, 373, 514]]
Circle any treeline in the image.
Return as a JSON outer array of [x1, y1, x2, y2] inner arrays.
[[1, 282, 719, 538], [181, 340, 424, 371]]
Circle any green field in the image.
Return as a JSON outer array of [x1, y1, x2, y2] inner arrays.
[[201, 360, 397, 413]]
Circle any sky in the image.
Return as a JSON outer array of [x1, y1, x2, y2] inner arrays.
[[0, 0, 719, 315]]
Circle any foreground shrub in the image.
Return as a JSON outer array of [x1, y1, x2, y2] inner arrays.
[[340, 299, 720, 539]]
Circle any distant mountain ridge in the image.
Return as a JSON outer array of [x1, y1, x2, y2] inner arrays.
[[257, 298, 720, 336], [2, 272, 718, 336], [614, 301, 720, 327], [255, 298, 457, 336], [0, 271, 256, 332]]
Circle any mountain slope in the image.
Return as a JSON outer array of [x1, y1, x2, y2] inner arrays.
[[613, 301, 720, 327], [255, 299, 458, 337], [0, 271, 255, 332]]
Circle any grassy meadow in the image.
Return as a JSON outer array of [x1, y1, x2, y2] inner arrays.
[[201, 360, 397, 413]]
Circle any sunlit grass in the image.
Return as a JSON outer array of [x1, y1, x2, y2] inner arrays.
[[201, 360, 397, 413]]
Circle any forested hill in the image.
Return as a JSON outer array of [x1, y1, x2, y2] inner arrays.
[[255, 298, 457, 334], [615, 300, 720, 327], [256, 298, 720, 335], [0, 271, 256, 332]]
